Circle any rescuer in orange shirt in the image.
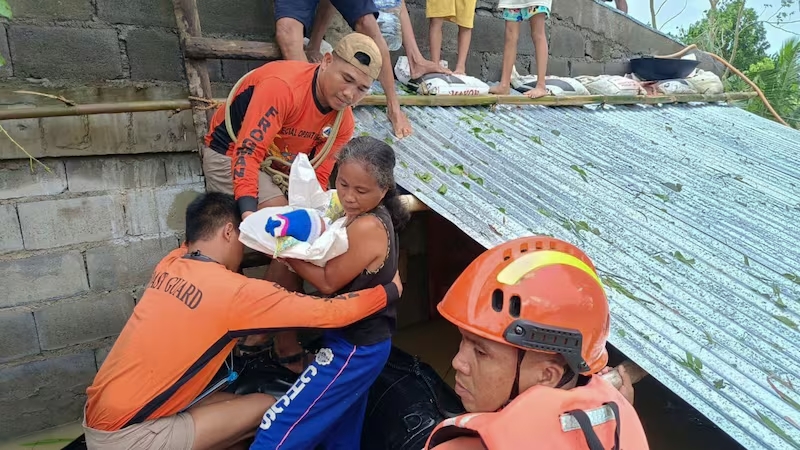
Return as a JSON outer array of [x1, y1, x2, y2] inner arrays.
[[423, 236, 649, 449], [81, 192, 402, 450], [202, 32, 384, 367]]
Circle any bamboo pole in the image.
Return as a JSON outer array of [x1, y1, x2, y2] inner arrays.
[[0, 92, 758, 121]]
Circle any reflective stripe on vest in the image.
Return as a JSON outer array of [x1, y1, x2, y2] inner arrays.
[[560, 404, 616, 432]]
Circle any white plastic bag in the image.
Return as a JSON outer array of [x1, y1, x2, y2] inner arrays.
[[686, 69, 724, 94], [576, 74, 644, 96], [511, 65, 591, 96], [395, 57, 488, 95], [303, 37, 333, 56], [238, 154, 349, 267], [650, 79, 698, 95], [375, 0, 402, 51]]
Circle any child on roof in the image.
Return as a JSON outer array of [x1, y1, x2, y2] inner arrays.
[[489, 0, 552, 98], [427, 0, 477, 75]]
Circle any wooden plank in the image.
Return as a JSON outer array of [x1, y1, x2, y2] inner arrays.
[[185, 36, 281, 60], [172, 0, 214, 153]]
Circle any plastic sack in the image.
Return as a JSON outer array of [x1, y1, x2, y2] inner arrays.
[[238, 154, 349, 266], [686, 69, 724, 94], [511, 65, 590, 96], [576, 74, 644, 96], [649, 79, 698, 95], [302, 37, 333, 56], [375, 0, 402, 51], [395, 57, 488, 95]]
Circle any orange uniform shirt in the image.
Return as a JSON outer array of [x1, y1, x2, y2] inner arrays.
[[204, 61, 355, 214], [85, 247, 396, 431]]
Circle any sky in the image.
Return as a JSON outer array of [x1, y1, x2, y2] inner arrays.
[[626, 0, 800, 52]]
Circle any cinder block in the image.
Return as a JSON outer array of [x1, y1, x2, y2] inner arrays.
[[0, 311, 39, 364], [126, 29, 184, 81], [66, 156, 167, 192], [570, 61, 604, 77], [550, 26, 585, 58], [6, 0, 93, 20], [604, 60, 631, 76], [0, 204, 23, 254], [156, 184, 206, 233], [35, 291, 135, 350], [97, 0, 176, 27], [467, 14, 508, 54], [94, 344, 114, 370], [484, 52, 530, 83], [42, 114, 131, 156], [0, 24, 11, 77], [198, 0, 275, 37], [547, 58, 570, 77], [165, 153, 204, 185], [0, 251, 88, 308], [586, 39, 610, 60], [0, 351, 96, 440], [18, 195, 126, 249], [0, 115, 42, 161], [207, 59, 224, 82], [131, 110, 197, 154], [0, 159, 67, 200], [8, 26, 123, 81], [124, 189, 159, 235], [87, 235, 178, 290]]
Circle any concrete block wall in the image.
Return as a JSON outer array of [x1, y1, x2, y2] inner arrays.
[[0, 150, 205, 440]]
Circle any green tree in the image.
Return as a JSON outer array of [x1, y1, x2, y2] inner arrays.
[[744, 38, 800, 128], [0, 0, 10, 67], [676, 0, 770, 72]]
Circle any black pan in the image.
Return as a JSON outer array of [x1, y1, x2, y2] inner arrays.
[[630, 56, 700, 81]]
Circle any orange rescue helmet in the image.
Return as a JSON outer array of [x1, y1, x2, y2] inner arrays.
[[437, 236, 611, 375]]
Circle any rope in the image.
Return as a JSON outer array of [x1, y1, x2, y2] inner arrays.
[[660, 44, 790, 127], [224, 69, 345, 194]]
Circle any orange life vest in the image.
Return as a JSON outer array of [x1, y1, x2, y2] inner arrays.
[[425, 375, 649, 450]]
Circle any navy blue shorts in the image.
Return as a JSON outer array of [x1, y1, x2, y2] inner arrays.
[[249, 330, 391, 450], [274, 0, 379, 36]]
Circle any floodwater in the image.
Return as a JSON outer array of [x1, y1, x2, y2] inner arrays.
[[0, 319, 744, 450]]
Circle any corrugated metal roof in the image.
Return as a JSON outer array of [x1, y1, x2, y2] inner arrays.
[[353, 102, 800, 450]]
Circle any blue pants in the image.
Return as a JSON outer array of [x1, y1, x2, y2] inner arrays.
[[274, 0, 379, 36], [250, 331, 391, 450]]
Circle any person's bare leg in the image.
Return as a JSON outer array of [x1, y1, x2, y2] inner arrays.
[[398, 0, 450, 78], [355, 15, 413, 138], [616, 0, 629, 14], [306, 0, 336, 62], [454, 25, 472, 75], [189, 392, 275, 450], [429, 18, 444, 66], [276, 18, 308, 62], [524, 14, 548, 99], [488, 20, 519, 95]]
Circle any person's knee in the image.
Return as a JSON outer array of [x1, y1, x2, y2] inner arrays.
[[276, 18, 303, 47], [353, 15, 381, 39]]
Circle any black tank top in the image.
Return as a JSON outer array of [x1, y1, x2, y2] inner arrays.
[[335, 205, 398, 346]]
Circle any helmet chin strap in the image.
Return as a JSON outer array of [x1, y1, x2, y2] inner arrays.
[[504, 349, 577, 408]]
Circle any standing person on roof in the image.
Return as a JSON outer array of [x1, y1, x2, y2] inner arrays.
[[250, 136, 410, 449], [423, 236, 649, 449], [275, 0, 450, 139], [202, 32, 382, 363], [81, 192, 402, 450]]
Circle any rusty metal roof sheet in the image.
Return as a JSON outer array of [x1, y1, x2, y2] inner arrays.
[[353, 102, 800, 450]]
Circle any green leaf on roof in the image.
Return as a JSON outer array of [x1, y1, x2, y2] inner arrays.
[[773, 315, 798, 330], [461, 182, 471, 189], [649, 278, 663, 290], [537, 207, 553, 218], [486, 141, 497, 150], [551, 129, 561, 137], [704, 330, 715, 346], [783, 273, 800, 285], [498, 207, 506, 214], [0, 0, 11, 19], [601, 276, 652, 305], [399, 161, 408, 169], [653, 255, 670, 264], [744, 255, 750, 266], [570, 165, 588, 182], [530, 135, 543, 145], [713, 379, 726, 390], [665, 125, 673, 132], [663, 182, 683, 192], [617, 329, 627, 338], [654, 193, 670, 202], [437, 184, 448, 195], [448, 164, 465, 176], [755, 411, 800, 449], [673, 251, 696, 267], [414, 172, 432, 183], [359, 131, 370, 137], [676, 351, 704, 378], [466, 172, 484, 185], [384, 136, 394, 145], [432, 160, 447, 172]]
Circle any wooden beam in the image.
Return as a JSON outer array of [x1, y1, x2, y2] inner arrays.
[[172, 0, 214, 152], [185, 36, 281, 60]]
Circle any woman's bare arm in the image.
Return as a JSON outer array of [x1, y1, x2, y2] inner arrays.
[[285, 215, 388, 294]]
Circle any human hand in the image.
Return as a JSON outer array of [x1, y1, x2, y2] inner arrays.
[[306, 48, 324, 63], [600, 365, 635, 405], [392, 270, 403, 297]]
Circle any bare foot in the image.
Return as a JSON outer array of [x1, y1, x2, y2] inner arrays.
[[489, 84, 511, 95], [409, 58, 451, 80], [388, 107, 413, 139], [305, 48, 323, 63], [524, 85, 548, 99], [453, 65, 466, 76]]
